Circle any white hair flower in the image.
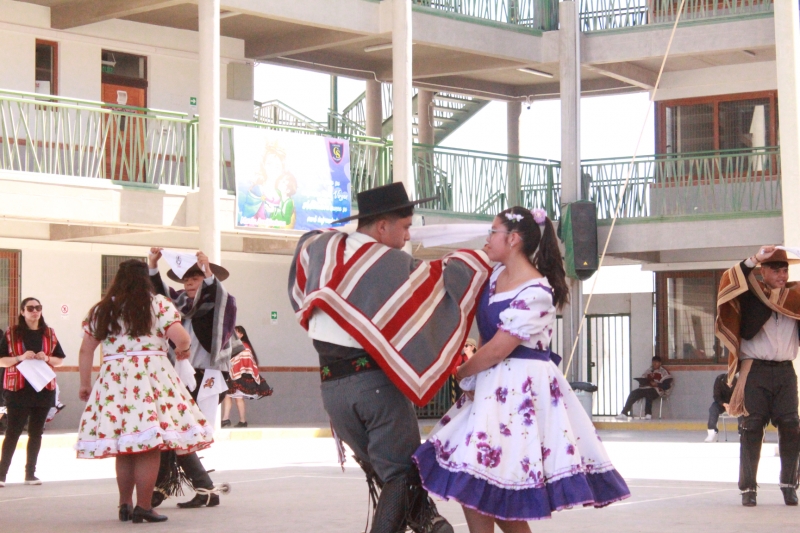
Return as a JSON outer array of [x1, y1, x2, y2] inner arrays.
[[531, 208, 547, 225], [505, 213, 523, 222]]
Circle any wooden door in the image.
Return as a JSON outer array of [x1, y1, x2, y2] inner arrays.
[[101, 83, 146, 181]]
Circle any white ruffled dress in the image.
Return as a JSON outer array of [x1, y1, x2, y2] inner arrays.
[[76, 295, 213, 459], [413, 266, 630, 520]]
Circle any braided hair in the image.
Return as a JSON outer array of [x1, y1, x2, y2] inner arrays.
[[497, 206, 569, 309]]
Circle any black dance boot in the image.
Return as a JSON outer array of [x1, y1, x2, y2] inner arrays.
[[782, 487, 798, 506], [741, 490, 757, 507], [132, 506, 168, 523], [405, 469, 454, 533], [371, 475, 408, 533], [177, 491, 219, 508]]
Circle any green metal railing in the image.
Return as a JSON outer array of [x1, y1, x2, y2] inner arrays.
[[579, 0, 774, 32], [411, 0, 559, 31], [253, 100, 325, 131], [0, 89, 784, 223], [582, 147, 781, 219], [412, 144, 560, 216], [0, 89, 192, 185]]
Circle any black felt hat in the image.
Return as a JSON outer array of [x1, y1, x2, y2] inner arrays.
[[333, 182, 437, 224]]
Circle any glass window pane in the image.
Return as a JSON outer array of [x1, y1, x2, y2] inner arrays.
[[719, 98, 771, 150], [102, 256, 146, 296], [35, 43, 53, 83], [665, 104, 714, 153], [667, 276, 717, 361], [102, 50, 146, 80]]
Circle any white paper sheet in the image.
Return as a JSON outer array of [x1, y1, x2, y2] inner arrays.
[[409, 223, 491, 248], [161, 249, 198, 279], [16, 359, 56, 392]]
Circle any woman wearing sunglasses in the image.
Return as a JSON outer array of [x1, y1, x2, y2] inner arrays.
[[0, 298, 65, 487]]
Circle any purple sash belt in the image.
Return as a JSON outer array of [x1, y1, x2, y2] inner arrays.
[[507, 346, 562, 366]]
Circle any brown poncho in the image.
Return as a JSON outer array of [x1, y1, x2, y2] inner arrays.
[[715, 261, 800, 416]]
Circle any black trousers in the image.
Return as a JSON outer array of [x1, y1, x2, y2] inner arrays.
[[708, 402, 743, 432], [739, 360, 800, 491], [0, 404, 50, 478], [622, 387, 661, 416]]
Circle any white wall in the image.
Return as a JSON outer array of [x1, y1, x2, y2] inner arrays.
[[1, 239, 317, 367], [0, 30, 34, 92], [654, 61, 777, 102], [59, 40, 101, 101], [0, 3, 252, 119]]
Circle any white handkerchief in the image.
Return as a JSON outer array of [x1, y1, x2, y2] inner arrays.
[[196, 369, 227, 428], [776, 246, 800, 259], [175, 359, 196, 391], [16, 359, 56, 392], [161, 249, 198, 279], [409, 223, 491, 248]]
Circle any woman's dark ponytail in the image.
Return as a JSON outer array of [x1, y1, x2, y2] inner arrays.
[[533, 218, 569, 310], [498, 206, 570, 310]]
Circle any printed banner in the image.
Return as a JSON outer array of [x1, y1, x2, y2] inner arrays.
[[232, 126, 351, 230]]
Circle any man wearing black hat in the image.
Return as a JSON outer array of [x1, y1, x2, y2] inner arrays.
[[148, 248, 237, 509], [716, 245, 800, 507], [288, 183, 492, 533]]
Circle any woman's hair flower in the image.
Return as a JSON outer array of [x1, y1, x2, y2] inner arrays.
[[505, 212, 523, 222], [531, 208, 547, 225]]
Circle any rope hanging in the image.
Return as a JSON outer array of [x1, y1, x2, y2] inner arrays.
[[563, 0, 688, 378]]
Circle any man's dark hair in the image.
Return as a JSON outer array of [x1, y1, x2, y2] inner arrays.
[[357, 206, 414, 229], [762, 261, 789, 270], [652, 355, 662, 363]]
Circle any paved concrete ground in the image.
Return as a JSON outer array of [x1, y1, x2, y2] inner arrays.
[[0, 430, 796, 532]]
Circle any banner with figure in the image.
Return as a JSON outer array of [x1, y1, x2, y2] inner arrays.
[[232, 126, 351, 230]]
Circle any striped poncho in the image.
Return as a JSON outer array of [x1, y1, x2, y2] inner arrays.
[[289, 230, 491, 406]]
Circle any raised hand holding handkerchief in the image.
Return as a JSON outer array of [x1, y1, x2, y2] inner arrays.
[[160, 249, 198, 279]]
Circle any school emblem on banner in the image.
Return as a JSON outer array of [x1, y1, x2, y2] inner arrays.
[[329, 141, 344, 164]]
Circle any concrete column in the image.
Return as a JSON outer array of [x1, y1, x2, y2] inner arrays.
[[775, 0, 800, 251], [559, 0, 583, 382], [507, 101, 522, 208], [392, 0, 415, 197], [198, 0, 221, 264], [328, 75, 338, 132], [365, 79, 383, 139], [417, 89, 435, 146]]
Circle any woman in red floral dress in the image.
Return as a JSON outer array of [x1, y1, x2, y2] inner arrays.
[[76, 260, 213, 523]]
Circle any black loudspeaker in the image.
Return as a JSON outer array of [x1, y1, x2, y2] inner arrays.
[[559, 201, 598, 281]]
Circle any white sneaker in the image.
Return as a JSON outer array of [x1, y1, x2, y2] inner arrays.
[[704, 430, 718, 443], [615, 413, 628, 420], [644, 414, 652, 420]]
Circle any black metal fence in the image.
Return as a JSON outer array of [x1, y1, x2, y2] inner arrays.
[[415, 377, 458, 419], [586, 314, 631, 416]]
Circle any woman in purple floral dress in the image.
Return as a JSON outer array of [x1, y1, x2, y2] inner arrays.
[[76, 260, 213, 523], [414, 207, 630, 532]]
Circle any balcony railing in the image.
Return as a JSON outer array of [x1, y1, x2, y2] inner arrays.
[[580, 0, 774, 32], [412, 144, 560, 216], [411, 0, 559, 31], [0, 88, 192, 186], [0, 90, 783, 223], [582, 147, 782, 219]]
